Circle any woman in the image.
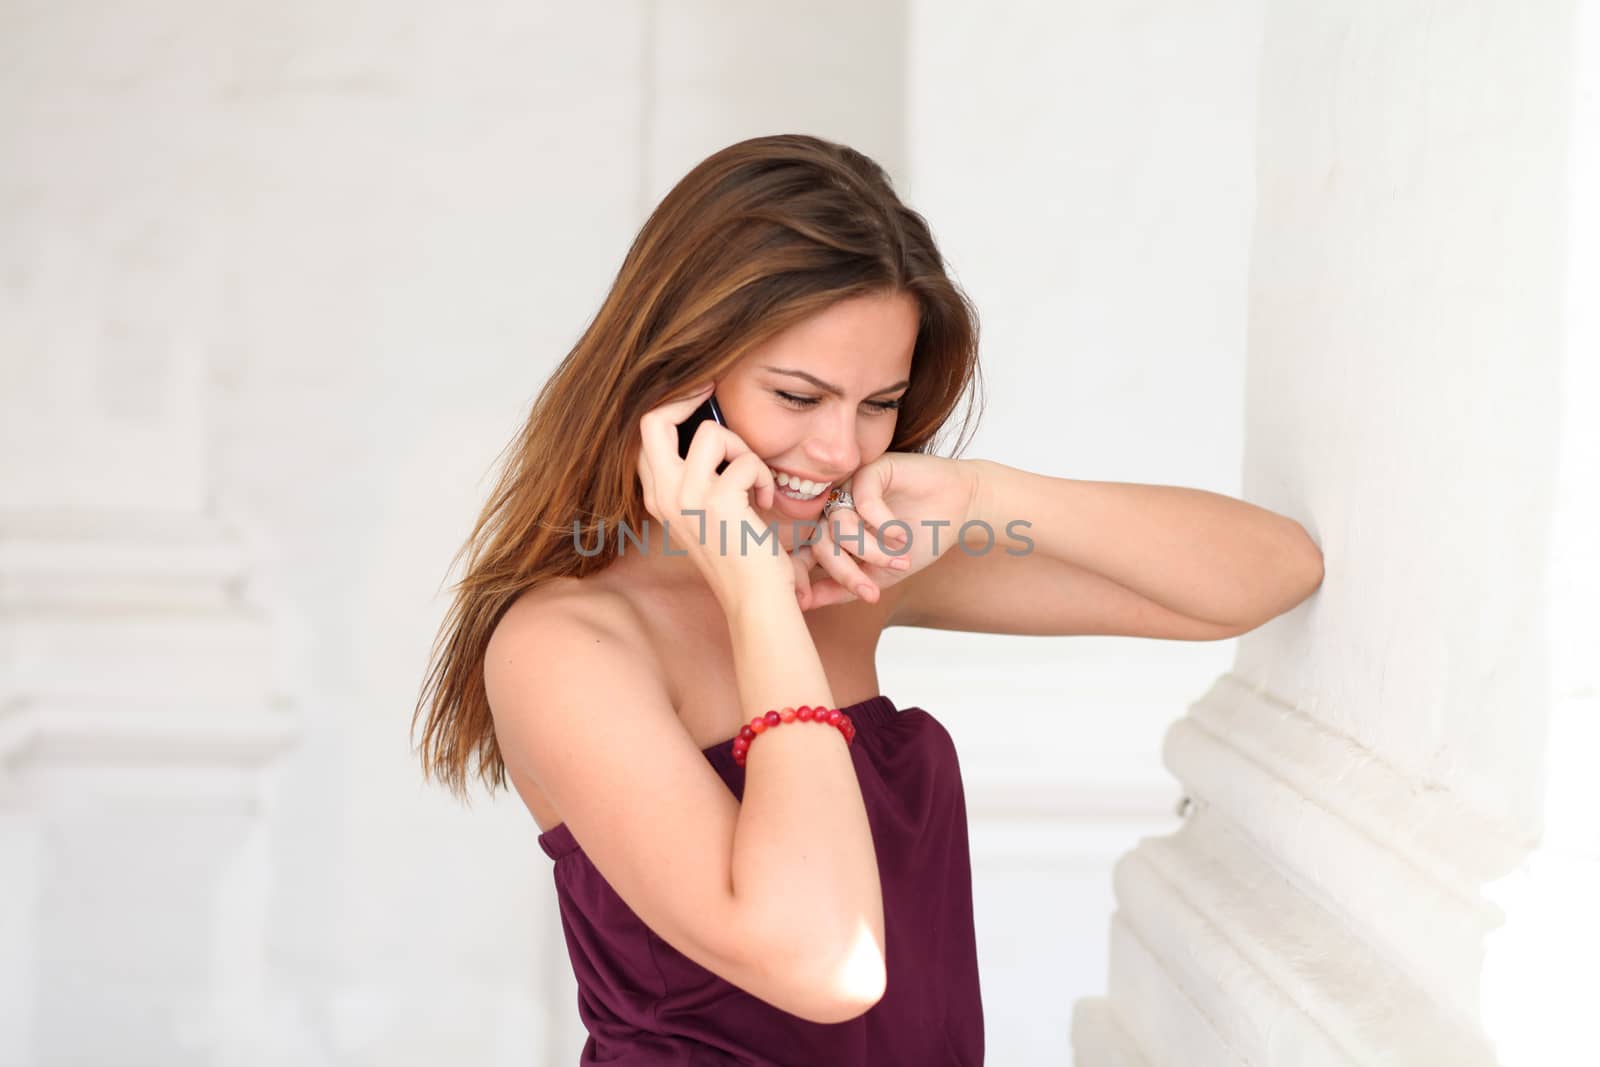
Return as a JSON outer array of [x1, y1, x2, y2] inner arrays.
[[412, 134, 1324, 1064]]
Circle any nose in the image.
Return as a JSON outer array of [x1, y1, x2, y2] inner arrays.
[[802, 406, 862, 477]]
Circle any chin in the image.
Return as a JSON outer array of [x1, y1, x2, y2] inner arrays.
[[752, 500, 811, 553]]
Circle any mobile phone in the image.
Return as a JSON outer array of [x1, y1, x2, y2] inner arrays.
[[677, 393, 730, 474]]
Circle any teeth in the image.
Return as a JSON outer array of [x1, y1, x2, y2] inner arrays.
[[769, 467, 826, 499]]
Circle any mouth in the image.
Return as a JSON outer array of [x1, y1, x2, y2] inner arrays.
[[765, 465, 835, 502]]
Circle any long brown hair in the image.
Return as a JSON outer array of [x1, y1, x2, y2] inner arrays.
[[412, 133, 985, 799]]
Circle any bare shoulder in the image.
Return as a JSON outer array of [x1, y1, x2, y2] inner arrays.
[[485, 576, 669, 825], [490, 575, 659, 677]]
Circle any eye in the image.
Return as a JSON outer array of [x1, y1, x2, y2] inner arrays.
[[775, 391, 903, 414]]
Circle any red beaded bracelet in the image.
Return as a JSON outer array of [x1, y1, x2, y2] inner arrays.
[[731, 705, 855, 768]]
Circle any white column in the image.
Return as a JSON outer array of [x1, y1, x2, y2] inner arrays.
[[1478, 1, 1600, 1062], [1074, 1, 1596, 1064]]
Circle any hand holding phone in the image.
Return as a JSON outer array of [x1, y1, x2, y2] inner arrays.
[[636, 386, 786, 608]]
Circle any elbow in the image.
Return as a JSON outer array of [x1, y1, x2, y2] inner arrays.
[[1268, 533, 1325, 623], [1231, 529, 1324, 635], [774, 916, 888, 1024], [813, 943, 887, 1024], [1295, 530, 1326, 597], [816, 990, 887, 1025], [795, 978, 886, 1026]]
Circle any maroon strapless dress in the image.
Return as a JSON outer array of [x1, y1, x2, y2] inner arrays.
[[537, 695, 985, 1065]]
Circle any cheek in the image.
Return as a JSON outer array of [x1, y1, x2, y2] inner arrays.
[[863, 419, 899, 459], [722, 414, 788, 461], [725, 411, 774, 446]]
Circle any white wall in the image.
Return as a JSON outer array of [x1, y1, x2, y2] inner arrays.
[[212, 6, 651, 1063]]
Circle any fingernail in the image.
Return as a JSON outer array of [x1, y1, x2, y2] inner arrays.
[[889, 557, 911, 571], [856, 583, 875, 601]]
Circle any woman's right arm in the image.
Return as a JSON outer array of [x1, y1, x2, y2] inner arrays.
[[486, 590, 885, 1025]]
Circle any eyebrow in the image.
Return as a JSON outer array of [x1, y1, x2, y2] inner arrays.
[[761, 366, 911, 399]]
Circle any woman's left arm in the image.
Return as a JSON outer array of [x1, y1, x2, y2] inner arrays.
[[888, 459, 1325, 639]]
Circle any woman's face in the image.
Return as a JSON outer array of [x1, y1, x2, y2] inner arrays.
[[714, 289, 919, 534]]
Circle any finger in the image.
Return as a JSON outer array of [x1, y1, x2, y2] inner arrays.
[[636, 451, 659, 521], [811, 519, 880, 604], [680, 418, 749, 485], [719, 451, 777, 512], [680, 424, 775, 517], [804, 534, 867, 608], [803, 574, 858, 610], [637, 385, 714, 516], [792, 545, 849, 611], [825, 509, 909, 571], [639, 383, 716, 474], [642, 382, 714, 442], [667, 382, 715, 412], [635, 424, 671, 520], [789, 548, 809, 609], [842, 469, 908, 548], [852, 494, 908, 551], [794, 546, 851, 611]]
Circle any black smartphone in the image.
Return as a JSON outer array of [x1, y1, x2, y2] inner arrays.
[[677, 393, 730, 474]]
